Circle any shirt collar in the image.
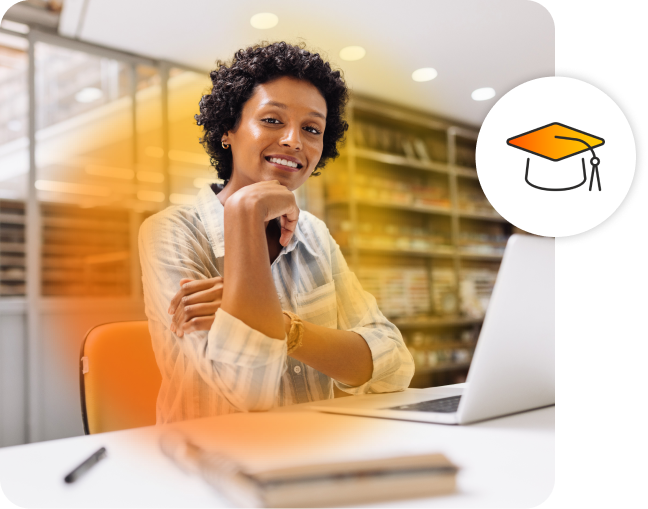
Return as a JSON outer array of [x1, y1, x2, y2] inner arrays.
[[194, 184, 318, 260]]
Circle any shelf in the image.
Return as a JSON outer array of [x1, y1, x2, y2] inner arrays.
[[325, 95, 510, 334], [391, 315, 483, 328], [343, 246, 455, 259], [458, 251, 503, 261], [424, 341, 477, 350], [0, 243, 26, 253], [327, 198, 452, 216], [0, 255, 25, 267], [453, 166, 478, 179], [354, 147, 449, 174], [0, 214, 25, 225], [0, 274, 25, 281], [413, 362, 472, 375], [458, 210, 507, 222]]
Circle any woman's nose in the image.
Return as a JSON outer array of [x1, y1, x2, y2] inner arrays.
[[280, 125, 302, 150]]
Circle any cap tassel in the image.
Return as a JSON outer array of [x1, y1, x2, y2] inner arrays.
[[554, 136, 601, 191]]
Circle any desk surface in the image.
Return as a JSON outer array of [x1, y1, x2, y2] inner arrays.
[[0, 386, 554, 508]]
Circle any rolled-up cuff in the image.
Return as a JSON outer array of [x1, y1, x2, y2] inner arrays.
[[206, 308, 287, 369], [334, 325, 412, 395]]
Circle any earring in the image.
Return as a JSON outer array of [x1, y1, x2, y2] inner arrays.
[[221, 141, 230, 149]]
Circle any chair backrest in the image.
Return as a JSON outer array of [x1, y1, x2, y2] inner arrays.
[[80, 321, 162, 434]]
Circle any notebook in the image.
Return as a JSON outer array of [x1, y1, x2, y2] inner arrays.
[[161, 430, 457, 507]]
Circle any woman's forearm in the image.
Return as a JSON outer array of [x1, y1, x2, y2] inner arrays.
[[220, 196, 286, 340], [287, 315, 373, 387]]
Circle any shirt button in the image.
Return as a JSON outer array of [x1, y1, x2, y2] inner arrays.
[[294, 366, 302, 374]]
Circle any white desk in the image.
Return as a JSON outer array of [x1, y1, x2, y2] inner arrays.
[[0, 387, 554, 508]]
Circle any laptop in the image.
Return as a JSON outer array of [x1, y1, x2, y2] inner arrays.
[[311, 234, 555, 425]]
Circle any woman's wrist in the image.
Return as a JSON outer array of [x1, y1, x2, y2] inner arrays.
[[283, 312, 291, 337], [224, 190, 266, 224]]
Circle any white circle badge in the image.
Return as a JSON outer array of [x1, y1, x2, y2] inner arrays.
[[476, 77, 635, 237]]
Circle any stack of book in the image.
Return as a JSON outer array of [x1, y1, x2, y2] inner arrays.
[[357, 267, 430, 318], [457, 186, 499, 216], [327, 172, 451, 210], [353, 120, 447, 164], [430, 267, 457, 315], [458, 231, 508, 256], [160, 430, 458, 507], [460, 267, 499, 318]]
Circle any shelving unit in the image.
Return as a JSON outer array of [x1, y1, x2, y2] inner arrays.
[[0, 200, 142, 298], [40, 204, 133, 297], [318, 95, 515, 387], [0, 200, 26, 297]]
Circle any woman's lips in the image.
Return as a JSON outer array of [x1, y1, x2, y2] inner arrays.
[[265, 157, 302, 172]]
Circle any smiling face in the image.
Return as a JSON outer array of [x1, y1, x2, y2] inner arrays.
[[222, 76, 327, 191]]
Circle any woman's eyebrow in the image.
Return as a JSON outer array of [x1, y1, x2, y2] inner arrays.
[[260, 100, 326, 120]]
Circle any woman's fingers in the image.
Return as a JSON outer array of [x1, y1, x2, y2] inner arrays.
[[181, 284, 224, 307], [177, 304, 220, 336], [248, 180, 300, 224], [180, 315, 216, 335], [173, 302, 222, 337], [168, 277, 223, 314], [183, 302, 221, 320], [279, 213, 298, 246], [170, 283, 223, 333]]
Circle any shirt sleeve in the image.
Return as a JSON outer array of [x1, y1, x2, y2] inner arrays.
[[138, 211, 287, 413], [328, 235, 415, 395]]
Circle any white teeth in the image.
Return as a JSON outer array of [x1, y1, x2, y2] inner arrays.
[[270, 157, 298, 168]]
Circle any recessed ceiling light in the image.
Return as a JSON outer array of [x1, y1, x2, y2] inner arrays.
[[75, 87, 103, 103], [471, 87, 496, 101], [339, 46, 366, 62], [411, 68, 438, 82], [250, 13, 278, 29]]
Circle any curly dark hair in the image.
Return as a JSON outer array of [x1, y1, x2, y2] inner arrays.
[[195, 41, 349, 182]]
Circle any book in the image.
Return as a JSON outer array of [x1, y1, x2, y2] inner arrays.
[[160, 430, 458, 507], [413, 138, 431, 162]]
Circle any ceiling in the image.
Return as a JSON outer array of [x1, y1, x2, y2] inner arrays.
[[59, 0, 554, 127]]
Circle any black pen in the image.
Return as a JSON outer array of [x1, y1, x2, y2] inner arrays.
[[64, 447, 107, 483]]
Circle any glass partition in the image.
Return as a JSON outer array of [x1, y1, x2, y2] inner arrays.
[[0, 32, 28, 297], [134, 64, 165, 212], [167, 67, 214, 205], [33, 42, 136, 296]]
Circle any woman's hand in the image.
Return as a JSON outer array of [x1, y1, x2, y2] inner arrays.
[[168, 277, 224, 337], [226, 180, 300, 246]]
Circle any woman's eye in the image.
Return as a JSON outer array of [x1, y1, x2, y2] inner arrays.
[[261, 118, 320, 134]]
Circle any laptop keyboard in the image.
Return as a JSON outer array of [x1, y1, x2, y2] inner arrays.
[[387, 395, 462, 413]]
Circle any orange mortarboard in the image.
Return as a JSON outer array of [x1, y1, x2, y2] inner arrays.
[[507, 122, 605, 191]]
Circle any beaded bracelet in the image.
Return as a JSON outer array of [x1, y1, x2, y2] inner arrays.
[[282, 310, 304, 354]]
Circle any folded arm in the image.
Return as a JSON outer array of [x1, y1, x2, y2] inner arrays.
[[138, 211, 286, 412]]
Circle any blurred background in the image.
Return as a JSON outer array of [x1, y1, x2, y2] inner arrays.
[[0, 0, 554, 446]]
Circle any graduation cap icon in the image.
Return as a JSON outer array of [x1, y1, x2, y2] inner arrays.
[[507, 122, 604, 191]]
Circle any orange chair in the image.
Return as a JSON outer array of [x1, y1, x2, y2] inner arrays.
[[79, 321, 162, 434]]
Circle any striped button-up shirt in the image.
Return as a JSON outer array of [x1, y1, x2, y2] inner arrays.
[[139, 184, 415, 424]]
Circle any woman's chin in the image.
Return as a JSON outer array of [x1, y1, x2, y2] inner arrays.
[[263, 171, 302, 188]]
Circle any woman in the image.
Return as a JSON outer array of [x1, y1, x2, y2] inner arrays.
[[139, 42, 414, 424]]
